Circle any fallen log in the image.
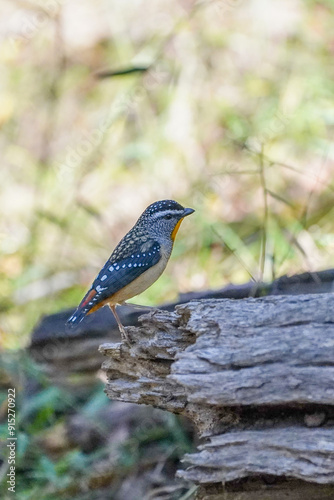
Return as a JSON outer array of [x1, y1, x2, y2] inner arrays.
[[100, 294, 334, 499], [29, 268, 334, 382]]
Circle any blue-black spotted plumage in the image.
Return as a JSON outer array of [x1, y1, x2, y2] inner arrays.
[[66, 200, 194, 339]]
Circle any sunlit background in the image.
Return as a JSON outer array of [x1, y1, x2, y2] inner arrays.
[[2, 0, 334, 347], [1, 0, 334, 497]]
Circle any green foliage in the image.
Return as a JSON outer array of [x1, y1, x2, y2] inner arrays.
[[0, 353, 193, 498], [1, 0, 334, 496]]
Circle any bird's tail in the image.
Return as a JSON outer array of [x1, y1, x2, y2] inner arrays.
[[66, 307, 87, 331], [66, 288, 98, 331]]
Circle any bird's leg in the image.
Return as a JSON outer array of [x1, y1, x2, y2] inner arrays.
[[109, 304, 130, 344]]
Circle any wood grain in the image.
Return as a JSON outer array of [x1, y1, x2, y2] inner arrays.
[[100, 293, 334, 491]]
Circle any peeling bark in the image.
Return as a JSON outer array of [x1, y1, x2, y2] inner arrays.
[[100, 294, 334, 498], [29, 273, 334, 498]]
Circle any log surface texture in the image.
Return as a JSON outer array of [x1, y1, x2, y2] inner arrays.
[[100, 293, 334, 496]]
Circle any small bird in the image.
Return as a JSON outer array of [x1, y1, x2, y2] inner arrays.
[[66, 200, 194, 342]]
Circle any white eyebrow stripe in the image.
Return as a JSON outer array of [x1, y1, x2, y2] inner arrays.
[[151, 209, 183, 219]]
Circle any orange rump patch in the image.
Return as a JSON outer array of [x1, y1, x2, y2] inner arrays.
[[81, 289, 97, 308]]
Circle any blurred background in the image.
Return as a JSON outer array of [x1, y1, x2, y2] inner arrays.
[[1, 0, 334, 498]]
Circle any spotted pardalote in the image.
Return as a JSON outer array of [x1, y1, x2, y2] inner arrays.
[[66, 200, 194, 341]]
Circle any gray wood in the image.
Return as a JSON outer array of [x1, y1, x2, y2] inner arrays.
[[195, 482, 334, 500], [179, 427, 334, 484], [100, 293, 334, 491], [171, 295, 334, 406], [29, 269, 334, 391]]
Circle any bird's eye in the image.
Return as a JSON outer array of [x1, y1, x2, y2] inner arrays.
[[164, 214, 172, 220]]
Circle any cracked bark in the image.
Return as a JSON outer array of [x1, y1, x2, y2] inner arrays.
[[100, 294, 334, 499]]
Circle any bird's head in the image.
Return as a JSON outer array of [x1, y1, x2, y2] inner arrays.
[[139, 200, 195, 242]]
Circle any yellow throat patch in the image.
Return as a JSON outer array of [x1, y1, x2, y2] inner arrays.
[[171, 218, 184, 241]]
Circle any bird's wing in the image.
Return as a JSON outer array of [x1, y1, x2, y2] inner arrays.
[[66, 240, 161, 328]]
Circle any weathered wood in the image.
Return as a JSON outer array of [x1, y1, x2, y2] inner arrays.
[[100, 309, 191, 413], [101, 294, 334, 414], [99, 293, 334, 493], [29, 272, 334, 497], [195, 480, 334, 500], [29, 268, 334, 382], [179, 427, 334, 483], [171, 295, 334, 406]]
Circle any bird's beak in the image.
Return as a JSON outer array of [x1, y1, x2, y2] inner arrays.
[[171, 207, 195, 241], [182, 207, 195, 217]]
